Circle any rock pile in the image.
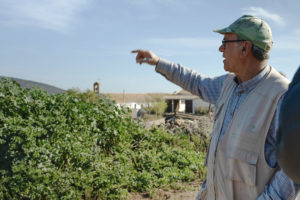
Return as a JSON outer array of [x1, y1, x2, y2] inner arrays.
[[161, 113, 213, 152], [163, 113, 212, 136]]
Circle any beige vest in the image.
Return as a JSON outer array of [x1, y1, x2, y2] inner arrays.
[[296, 192, 300, 200], [206, 67, 289, 200]]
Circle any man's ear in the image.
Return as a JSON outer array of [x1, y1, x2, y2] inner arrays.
[[240, 42, 251, 57]]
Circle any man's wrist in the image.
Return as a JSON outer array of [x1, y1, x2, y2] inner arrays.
[[155, 57, 160, 66]]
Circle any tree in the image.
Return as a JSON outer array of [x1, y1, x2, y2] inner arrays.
[[152, 100, 167, 115], [66, 88, 102, 104]]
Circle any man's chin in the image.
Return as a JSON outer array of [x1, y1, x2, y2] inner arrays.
[[224, 65, 230, 72]]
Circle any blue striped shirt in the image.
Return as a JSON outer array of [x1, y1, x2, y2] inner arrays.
[[156, 58, 299, 199]]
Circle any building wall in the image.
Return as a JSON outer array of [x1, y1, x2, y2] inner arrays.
[[165, 97, 211, 114], [178, 99, 186, 112], [116, 102, 153, 110]]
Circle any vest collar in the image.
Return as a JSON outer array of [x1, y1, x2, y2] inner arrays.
[[233, 65, 270, 94]]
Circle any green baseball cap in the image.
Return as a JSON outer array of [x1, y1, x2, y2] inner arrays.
[[214, 15, 273, 52]]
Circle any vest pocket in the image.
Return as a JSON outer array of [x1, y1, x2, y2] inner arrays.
[[225, 150, 258, 186]]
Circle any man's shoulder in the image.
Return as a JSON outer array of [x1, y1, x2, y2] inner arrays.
[[255, 67, 290, 99], [268, 67, 290, 88]]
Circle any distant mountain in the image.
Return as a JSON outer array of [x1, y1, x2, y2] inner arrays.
[[0, 76, 65, 95]]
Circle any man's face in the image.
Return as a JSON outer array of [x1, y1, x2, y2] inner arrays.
[[219, 33, 242, 74]]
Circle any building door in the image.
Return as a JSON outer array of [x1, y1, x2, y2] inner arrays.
[[166, 100, 172, 112], [185, 100, 193, 113], [166, 100, 179, 113]]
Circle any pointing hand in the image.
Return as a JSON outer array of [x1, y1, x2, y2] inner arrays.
[[131, 49, 160, 66]]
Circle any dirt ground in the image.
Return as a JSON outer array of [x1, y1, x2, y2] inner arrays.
[[130, 179, 201, 200]]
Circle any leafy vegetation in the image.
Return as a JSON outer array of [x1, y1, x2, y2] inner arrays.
[[66, 88, 104, 104], [194, 106, 214, 115], [0, 79, 207, 200], [146, 100, 168, 116]]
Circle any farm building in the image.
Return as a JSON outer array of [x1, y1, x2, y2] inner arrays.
[[164, 90, 211, 114], [103, 92, 168, 110]]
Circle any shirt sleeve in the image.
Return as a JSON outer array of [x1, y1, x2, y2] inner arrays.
[[258, 95, 300, 200], [155, 58, 227, 104], [257, 169, 299, 200]]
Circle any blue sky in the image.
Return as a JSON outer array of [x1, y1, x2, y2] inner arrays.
[[0, 0, 299, 93]]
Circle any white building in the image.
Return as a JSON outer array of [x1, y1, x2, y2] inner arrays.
[[103, 93, 166, 110], [164, 90, 211, 114]]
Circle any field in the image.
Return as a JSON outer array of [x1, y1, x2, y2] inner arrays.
[[0, 79, 209, 200]]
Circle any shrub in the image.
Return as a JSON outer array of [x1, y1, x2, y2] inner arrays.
[[194, 106, 214, 115], [0, 79, 206, 200]]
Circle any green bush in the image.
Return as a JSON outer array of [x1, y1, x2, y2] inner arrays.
[[147, 100, 167, 115], [0, 79, 206, 200], [194, 106, 214, 115]]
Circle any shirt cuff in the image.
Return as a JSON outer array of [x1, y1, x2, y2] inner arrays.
[[155, 58, 172, 75]]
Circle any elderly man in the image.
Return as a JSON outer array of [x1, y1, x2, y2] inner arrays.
[[132, 15, 299, 199]]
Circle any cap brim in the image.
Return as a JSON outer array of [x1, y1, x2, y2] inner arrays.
[[213, 27, 232, 34]]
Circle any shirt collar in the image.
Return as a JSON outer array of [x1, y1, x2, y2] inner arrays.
[[234, 65, 270, 93]]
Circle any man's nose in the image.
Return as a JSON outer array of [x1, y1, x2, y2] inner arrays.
[[219, 44, 224, 52]]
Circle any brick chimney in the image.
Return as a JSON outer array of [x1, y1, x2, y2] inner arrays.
[[93, 82, 100, 94]]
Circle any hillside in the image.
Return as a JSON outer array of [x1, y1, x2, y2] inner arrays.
[[0, 76, 65, 94]]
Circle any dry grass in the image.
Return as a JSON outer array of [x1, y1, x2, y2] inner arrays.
[[130, 179, 202, 200]]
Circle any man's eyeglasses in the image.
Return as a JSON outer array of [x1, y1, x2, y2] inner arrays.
[[221, 39, 245, 49]]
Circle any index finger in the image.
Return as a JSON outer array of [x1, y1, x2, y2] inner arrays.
[[131, 49, 142, 54]]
